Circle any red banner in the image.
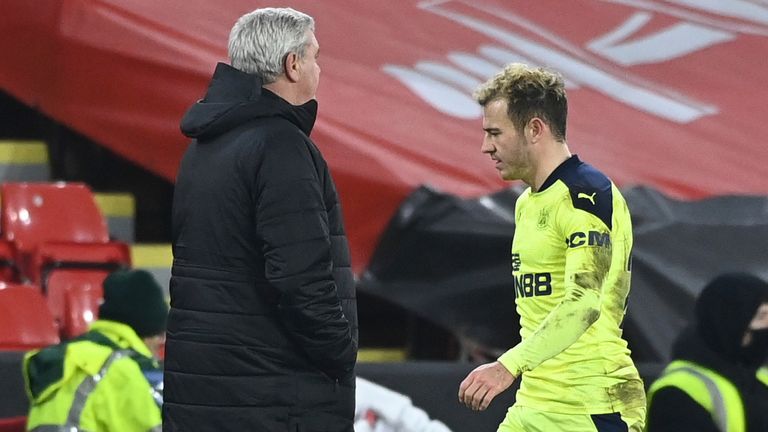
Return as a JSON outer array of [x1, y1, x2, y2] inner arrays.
[[2, 0, 767, 269]]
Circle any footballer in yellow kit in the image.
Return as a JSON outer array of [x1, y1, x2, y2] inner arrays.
[[499, 155, 645, 419], [458, 63, 646, 432]]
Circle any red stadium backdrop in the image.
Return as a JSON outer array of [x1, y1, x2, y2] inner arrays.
[[2, 0, 768, 270]]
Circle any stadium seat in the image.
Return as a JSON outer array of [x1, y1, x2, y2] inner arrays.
[[1, 182, 110, 245], [0, 416, 26, 432], [0, 183, 132, 339], [33, 241, 130, 288], [0, 182, 111, 280], [34, 242, 130, 338], [0, 241, 20, 283], [46, 270, 110, 339], [0, 283, 59, 350]]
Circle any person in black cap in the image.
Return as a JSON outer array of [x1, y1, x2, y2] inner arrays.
[[23, 269, 168, 431], [98, 269, 168, 359], [647, 272, 768, 431]]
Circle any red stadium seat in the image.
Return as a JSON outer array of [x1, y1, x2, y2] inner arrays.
[[46, 270, 109, 339], [0, 182, 132, 339], [0, 241, 20, 283], [0, 283, 59, 351], [0, 416, 26, 432], [2, 182, 109, 248], [33, 241, 130, 288], [34, 242, 130, 338], [0, 182, 109, 246], [0, 182, 110, 280]]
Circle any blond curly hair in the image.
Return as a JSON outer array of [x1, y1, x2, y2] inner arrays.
[[474, 63, 568, 142]]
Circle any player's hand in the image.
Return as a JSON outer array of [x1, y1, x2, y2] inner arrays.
[[458, 361, 516, 411]]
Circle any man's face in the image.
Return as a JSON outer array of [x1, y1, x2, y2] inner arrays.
[[296, 30, 320, 104], [742, 303, 768, 346], [144, 333, 166, 359], [480, 99, 532, 182], [749, 303, 768, 331]]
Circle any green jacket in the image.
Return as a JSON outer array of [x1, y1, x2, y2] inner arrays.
[[23, 320, 162, 432]]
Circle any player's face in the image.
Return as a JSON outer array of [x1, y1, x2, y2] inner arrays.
[[480, 98, 532, 182], [296, 31, 320, 103]]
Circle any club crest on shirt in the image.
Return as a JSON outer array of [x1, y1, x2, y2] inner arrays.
[[537, 209, 549, 230]]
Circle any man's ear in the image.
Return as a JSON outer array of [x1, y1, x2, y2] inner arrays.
[[284, 52, 301, 83], [527, 117, 546, 143]]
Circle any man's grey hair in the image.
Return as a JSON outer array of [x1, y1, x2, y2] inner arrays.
[[228, 8, 315, 84]]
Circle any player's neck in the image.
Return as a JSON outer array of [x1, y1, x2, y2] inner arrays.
[[530, 141, 571, 192]]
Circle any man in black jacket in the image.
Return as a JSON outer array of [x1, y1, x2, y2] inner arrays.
[[163, 7, 358, 431], [647, 273, 768, 431]]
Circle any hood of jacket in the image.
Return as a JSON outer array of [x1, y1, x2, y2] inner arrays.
[[179, 62, 318, 141], [671, 273, 768, 385], [24, 320, 154, 403], [695, 273, 768, 364], [672, 326, 752, 379]]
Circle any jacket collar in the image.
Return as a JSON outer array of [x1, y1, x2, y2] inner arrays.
[[180, 63, 318, 139]]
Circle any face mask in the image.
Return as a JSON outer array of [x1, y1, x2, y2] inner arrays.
[[740, 328, 768, 367]]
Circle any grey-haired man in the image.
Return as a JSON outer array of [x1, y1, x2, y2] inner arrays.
[[165, 8, 357, 431]]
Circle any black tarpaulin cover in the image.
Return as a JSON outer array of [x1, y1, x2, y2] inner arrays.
[[360, 186, 768, 362]]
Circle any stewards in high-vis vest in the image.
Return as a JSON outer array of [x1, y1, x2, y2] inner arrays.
[[23, 269, 168, 432], [647, 273, 768, 432]]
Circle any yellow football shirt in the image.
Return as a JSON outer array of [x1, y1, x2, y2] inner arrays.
[[498, 155, 646, 414]]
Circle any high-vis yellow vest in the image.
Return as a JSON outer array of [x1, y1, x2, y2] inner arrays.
[[648, 360, 745, 432], [23, 320, 162, 432], [757, 366, 768, 387]]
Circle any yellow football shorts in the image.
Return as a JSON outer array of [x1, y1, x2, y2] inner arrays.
[[497, 405, 646, 432]]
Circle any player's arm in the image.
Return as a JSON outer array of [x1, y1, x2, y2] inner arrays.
[[255, 132, 356, 380], [498, 210, 610, 377], [460, 192, 612, 411]]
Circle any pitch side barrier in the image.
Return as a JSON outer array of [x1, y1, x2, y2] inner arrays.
[[0, 356, 664, 430], [356, 361, 664, 431]]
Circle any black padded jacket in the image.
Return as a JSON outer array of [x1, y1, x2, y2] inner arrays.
[[163, 63, 357, 432]]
